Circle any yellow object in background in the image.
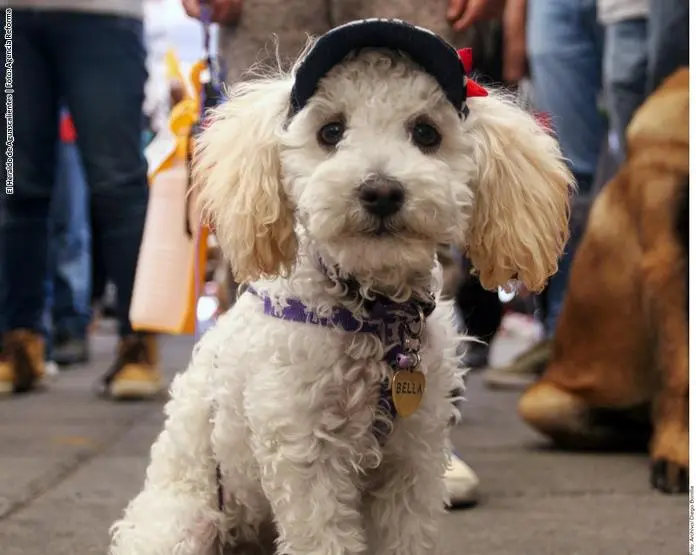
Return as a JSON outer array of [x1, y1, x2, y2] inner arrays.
[[130, 54, 210, 336]]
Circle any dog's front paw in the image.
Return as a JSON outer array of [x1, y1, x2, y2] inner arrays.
[[650, 458, 688, 494]]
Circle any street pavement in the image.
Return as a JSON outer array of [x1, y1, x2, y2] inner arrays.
[[0, 326, 687, 555]]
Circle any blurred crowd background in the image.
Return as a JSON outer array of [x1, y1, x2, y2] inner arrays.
[[0, 0, 690, 503]]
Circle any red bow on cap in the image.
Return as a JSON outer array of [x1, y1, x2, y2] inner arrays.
[[457, 48, 488, 98]]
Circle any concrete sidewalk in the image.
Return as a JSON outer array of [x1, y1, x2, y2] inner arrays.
[[0, 330, 687, 555]]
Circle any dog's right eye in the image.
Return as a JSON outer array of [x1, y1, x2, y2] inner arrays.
[[317, 121, 345, 147], [411, 122, 442, 152]]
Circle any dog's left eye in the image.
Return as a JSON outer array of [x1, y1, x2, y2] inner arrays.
[[318, 121, 345, 147], [411, 122, 442, 151]]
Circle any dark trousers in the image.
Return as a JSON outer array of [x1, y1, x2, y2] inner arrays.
[[455, 259, 503, 344], [1, 11, 149, 337]]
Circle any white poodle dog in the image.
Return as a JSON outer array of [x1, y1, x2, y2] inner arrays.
[[110, 19, 572, 555]]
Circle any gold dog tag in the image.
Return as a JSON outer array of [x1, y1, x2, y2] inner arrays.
[[391, 370, 426, 417]]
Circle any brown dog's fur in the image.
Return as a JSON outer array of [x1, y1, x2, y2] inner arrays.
[[519, 68, 689, 493]]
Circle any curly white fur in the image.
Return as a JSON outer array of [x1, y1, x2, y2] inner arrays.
[[110, 42, 572, 555]]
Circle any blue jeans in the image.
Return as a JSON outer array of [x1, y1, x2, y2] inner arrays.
[[47, 140, 92, 340], [0, 11, 149, 338], [527, 0, 605, 181], [604, 19, 648, 160], [604, 0, 689, 160], [527, 0, 606, 337]]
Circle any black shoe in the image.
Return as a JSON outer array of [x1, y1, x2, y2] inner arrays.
[[53, 333, 89, 366]]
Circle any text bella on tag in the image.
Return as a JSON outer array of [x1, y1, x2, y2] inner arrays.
[[391, 350, 426, 418]]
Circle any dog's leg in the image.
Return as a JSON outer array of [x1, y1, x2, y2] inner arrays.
[[249, 400, 376, 555], [254, 435, 370, 555], [365, 408, 449, 555], [642, 178, 689, 494], [110, 353, 223, 554]]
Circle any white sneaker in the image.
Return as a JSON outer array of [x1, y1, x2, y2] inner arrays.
[[487, 312, 544, 369], [44, 360, 60, 378], [445, 451, 479, 508]]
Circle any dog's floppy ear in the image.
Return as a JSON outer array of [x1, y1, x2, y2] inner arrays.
[[194, 77, 297, 283], [463, 91, 574, 292]]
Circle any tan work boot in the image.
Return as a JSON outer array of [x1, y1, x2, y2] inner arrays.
[[0, 330, 46, 395], [100, 334, 163, 400]]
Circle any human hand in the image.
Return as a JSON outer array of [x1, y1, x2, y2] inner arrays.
[[181, 0, 243, 25], [447, 0, 507, 31]]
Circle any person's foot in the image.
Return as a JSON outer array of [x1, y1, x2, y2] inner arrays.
[[99, 334, 163, 400], [445, 451, 479, 508], [483, 339, 552, 390], [0, 330, 46, 395], [53, 330, 90, 366], [44, 360, 60, 378]]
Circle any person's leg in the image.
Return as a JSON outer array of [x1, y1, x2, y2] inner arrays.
[[330, 0, 489, 51], [0, 12, 59, 394], [90, 225, 108, 307], [455, 265, 503, 370], [603, 18, 649, 161], [646, 0, 689, 95], [542, 173, 596, 338], [56, 12, 147, 338], [218, 0, 332, 83], [527, 0, 605, 187], [527, 0, 605, 337], [53, 12, 159, 398], [50, 137, 92, 365]]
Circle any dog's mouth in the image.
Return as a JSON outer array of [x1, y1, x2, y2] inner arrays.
[[374, 220, 393, 236], [363, 216, 403, 238], [358, 218, 434, 244]]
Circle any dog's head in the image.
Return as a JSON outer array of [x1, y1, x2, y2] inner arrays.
[[195, 20, 572, 292]]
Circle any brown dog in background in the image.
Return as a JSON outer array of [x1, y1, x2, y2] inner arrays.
[[519, 68, 689, 494]]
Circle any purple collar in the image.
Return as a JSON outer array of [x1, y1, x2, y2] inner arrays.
[[244, 284, 436, 434], [245, 285, 435, 365]]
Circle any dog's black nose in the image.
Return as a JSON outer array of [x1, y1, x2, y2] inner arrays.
[[358, 177, 405, 217]]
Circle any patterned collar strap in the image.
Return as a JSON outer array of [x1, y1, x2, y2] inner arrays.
[[244, 285, 435, 370]]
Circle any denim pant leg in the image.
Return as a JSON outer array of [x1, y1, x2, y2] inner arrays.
[[0, 13, 60, 336], [49, 140, 92, 339], [541, 173, 595, 336], [52, 13, 149, 337], [527, 0, 606, 337], [603, 19, 649, 161], [647, 0, 690, 94], [527, 0, 606, 180]]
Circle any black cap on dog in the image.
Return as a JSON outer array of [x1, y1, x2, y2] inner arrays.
[[289, 19, 468, 117]]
